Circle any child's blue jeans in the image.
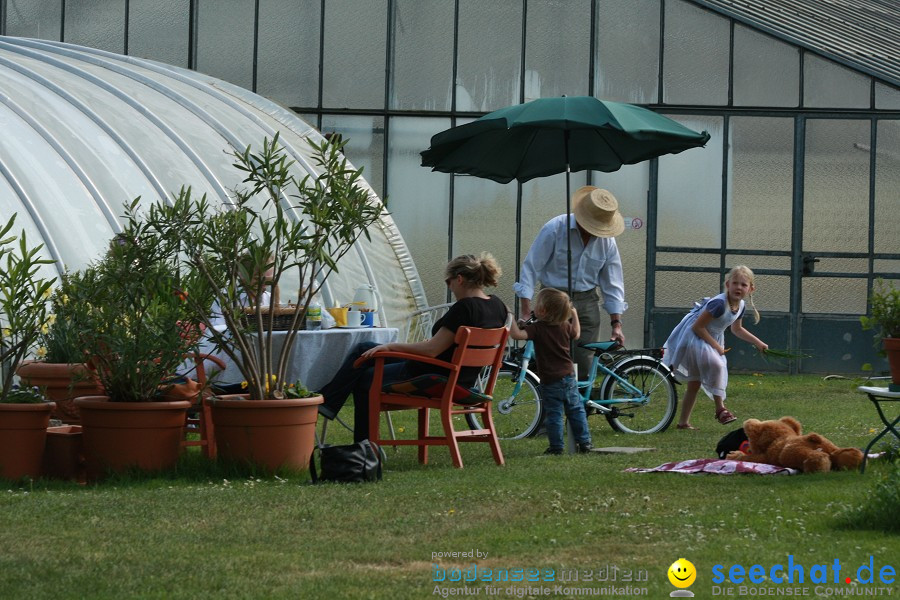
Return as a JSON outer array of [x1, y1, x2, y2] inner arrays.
[[540, 374, 591, 451]]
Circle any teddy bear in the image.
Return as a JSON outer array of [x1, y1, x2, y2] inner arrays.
[[726, 416, 863, 473]]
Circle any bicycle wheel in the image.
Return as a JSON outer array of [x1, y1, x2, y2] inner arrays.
[[466, 369, 543, 440], [599, 358, 677, 434]]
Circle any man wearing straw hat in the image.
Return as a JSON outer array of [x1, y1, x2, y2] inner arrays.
[[514, 186, 627, 381]]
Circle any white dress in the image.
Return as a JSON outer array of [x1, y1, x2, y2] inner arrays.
[[663, 292, 745, 399]]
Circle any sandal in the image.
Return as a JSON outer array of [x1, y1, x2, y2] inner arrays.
[[716, 407, 737, 425], [676, 423, 699, 430]]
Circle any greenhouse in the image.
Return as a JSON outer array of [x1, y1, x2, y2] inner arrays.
[[1, 0, 898, 375]]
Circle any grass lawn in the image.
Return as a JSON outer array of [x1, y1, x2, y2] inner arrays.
[[1, 373, 897, 599]]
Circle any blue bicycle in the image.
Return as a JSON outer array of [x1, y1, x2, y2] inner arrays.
[[469, 331, 679, 439]]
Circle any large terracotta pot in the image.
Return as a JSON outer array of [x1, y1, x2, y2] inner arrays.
[[16, 361, 104, 424], [210, 395, 323, 474], [884, 337, 900, 390], [0, 402, 55, 480], [74, 396, 190, 481]]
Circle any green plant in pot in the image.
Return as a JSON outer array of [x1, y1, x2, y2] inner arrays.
[[16, 272, 105, 423], [861, 278, 900, 390], [65, 228, 215, 479], [136, 134, 382, 472], [0, 214, 57, 480]]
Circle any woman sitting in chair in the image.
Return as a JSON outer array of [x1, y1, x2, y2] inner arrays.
[[317, 252, 509, 442]]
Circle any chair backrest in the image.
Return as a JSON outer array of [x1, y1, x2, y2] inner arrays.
[[402, 303, 454, 343], [450, 327, 509, 394]]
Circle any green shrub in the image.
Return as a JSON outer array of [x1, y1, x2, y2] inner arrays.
[[840, 462, 900, 532]]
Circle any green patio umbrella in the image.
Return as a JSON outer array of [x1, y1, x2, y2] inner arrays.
[[420, 96, 710, 295]]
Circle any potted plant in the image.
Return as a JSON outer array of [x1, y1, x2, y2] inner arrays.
[[66, 230, 214, 480], [861, 278, 900, 390], [136, 134, 382, 473], [0, 214, 57, 480], [16, 273, 104, 423]]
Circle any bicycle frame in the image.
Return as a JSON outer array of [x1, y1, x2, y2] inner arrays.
[[474, 333, 678, 438], [502, 339, 663, 416]]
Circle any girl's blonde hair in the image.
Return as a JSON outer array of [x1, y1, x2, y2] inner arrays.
[[726, 265, 760, 324], [535, 287, 572, 325], [445, 252, 501, 289]]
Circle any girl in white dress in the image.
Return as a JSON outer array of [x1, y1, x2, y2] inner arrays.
[[663, 266, 768, 429]]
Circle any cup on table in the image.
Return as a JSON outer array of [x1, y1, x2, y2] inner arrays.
[[346, 310, 365, 327], [327, 306, 348, 327], [360, 310, 375, 327]]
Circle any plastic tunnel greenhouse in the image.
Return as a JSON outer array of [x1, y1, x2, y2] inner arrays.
[[0, 35, 426, 330]]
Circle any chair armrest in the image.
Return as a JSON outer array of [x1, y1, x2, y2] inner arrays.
[[353, 351, 456, 372], [192, 353, 227, 370]]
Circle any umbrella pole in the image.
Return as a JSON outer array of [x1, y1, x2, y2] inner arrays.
[[565, 154, 576, 377], [565, 126, 572, 299], [566, 166, 572, 298]]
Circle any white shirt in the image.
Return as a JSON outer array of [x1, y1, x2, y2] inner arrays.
[[514, 214, 627, 315], [208, 290, 272, 332]]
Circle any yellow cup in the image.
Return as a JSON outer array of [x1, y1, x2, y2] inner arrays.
[[327, 306, 348, 327]]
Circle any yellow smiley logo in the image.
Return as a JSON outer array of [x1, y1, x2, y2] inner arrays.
[[668, 558, 697, 588]]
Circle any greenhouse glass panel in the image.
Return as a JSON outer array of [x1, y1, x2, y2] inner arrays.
[[196, 0, 254, 91], [802, 277, 867, 314], [322, 0, 387, 110], [803, 55, 869, 109], [663, 0, 728, 106], [728, 117, 793, 250], [390, 0, 454, 111], [5, 0, 62, 40], [387, 116, 451, 307], [595, 0, 659, 104], [592, 162, 649, 338], [657, 253, 719, 268], [525, 0, 590, 100], [257, 0, 321, 109], [733, 24, 799, 108], [875, 83, 900, 110], [457, 0, 522, 112], [656, 270, 720, 309], [256, 0, 322, 106], [64, 0, 125, 53], [657, 116, 724, 248], [127, 0, 190, 68], [803, 120, 870, 254], [748, 274, 789, 313], [321, 114, 384, 199], [875, 120, 900, 255], [452, 175, 517, 307]]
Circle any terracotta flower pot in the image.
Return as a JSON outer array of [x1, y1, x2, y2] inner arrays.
[[884, 337, 900, 389], [74, 396, 190, 481], [42, 425, 85, 482], [16, 361, 104, 424], [0, 402, 55, 480], [210, 395, 323, 474]]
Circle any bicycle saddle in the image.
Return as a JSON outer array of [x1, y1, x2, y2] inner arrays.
[[580, 340, 621, 352]]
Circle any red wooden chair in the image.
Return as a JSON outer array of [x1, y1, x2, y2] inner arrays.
[[159, 352, 226, 459], [355, 326, 508, 468]]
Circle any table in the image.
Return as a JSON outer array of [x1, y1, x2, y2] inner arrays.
[[215, 327, 399, 392], [857, 386, 900, 473]]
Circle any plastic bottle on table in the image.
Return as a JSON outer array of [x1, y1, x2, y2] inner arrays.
[[306, 303, 323, 330]]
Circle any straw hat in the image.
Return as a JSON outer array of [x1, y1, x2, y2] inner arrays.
[[572, 186, 624, 238]]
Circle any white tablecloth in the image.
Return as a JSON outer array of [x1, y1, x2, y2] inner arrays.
[[214, 327, 399, 391]]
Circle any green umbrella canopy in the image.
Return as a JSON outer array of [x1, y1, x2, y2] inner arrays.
[[420, 96, 710, 183]]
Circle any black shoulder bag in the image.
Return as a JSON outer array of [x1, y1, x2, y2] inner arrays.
[[309, 439, 383, 484]]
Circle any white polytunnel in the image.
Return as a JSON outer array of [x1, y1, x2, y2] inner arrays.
[[0, 35, 427, 330]]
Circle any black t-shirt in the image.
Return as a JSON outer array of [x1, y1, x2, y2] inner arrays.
[[406, 295, 508, 386]]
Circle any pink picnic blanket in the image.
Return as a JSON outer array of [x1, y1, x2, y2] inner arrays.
[[625, 458, 798, 475]]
